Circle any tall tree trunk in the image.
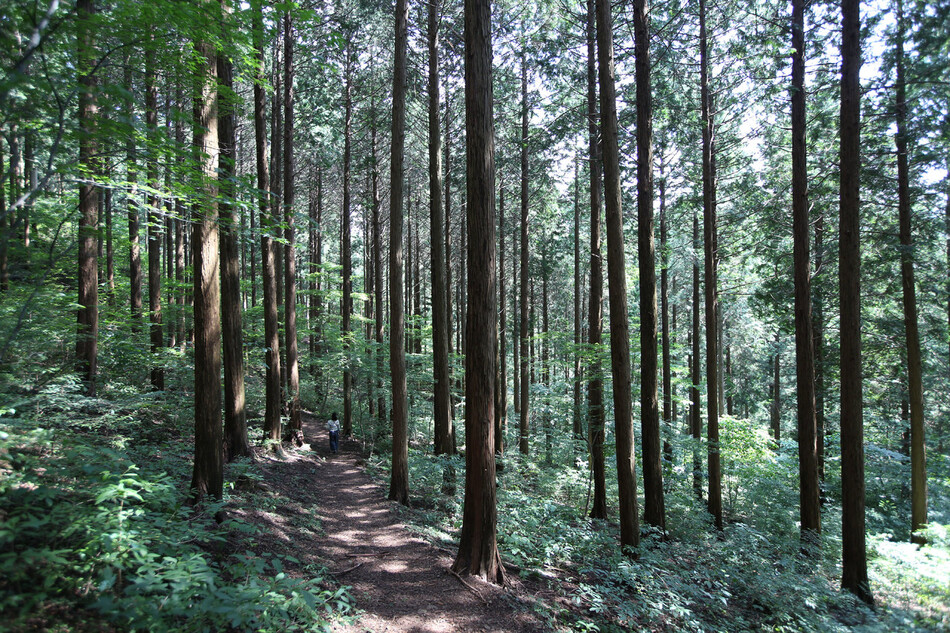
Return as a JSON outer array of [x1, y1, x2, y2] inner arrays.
[[691, 208, 702, 500], [106, 179, 114, 306], [452, 0, 504, 583], [699, 0, 722, 530], [271, 43, 285, 397], [427, 2, 455, 455], [174, 81, 186, 348], [893, 1, 927, 545], [573, 160, 583, 450], [372, 116, 386, 426], [634, 0, 664, 530], [815, 211, 826, 482], [413, 204, 422, 355], [660, 158, 673, 469], [0, 134, 7, 292], [145, 45, 164, 391], [496, 173, 508, 456], [255, 2, 282, 450], [406, 193, 414, 351], [445, 78, 454, 370], [284, 12, 302, 444], [586, 0, 607, 520], [124, 52, 142, 334], [596, 0, 640, 553], [219, 44, 251, 462], [513, 232, 520, 417], [839, 0, 872, 603], [389, 0, 410, 505], [542, 263, 551, 465], [771, 341, 781, 444], [23, 130, 32, 251], [308, 169, 318, 365], [190, 14, 223, 502], [519, 50, 530, 456], [342, 41, 354, 439], [76, 0, 99, 397]]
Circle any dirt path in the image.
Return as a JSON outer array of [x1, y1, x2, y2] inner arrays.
[[249, 412, 545, 633]]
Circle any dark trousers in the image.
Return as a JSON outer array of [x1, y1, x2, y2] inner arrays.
[[329, 430, 339, 453]]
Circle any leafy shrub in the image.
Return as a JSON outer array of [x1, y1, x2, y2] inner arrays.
[[0, 406, 350, 632]]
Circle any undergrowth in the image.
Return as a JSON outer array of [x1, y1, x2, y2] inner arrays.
[[365, 423, 950, 633], [0, 376, 350, 632]]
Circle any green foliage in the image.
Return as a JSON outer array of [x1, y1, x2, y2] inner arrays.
[[0, 385, 350, 632], [366, 401, 950, 632]]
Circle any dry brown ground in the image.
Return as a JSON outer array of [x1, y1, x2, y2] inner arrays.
[[236, 411, 547, 633]]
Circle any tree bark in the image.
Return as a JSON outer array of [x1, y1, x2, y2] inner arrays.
[[596, 0, 640, 553], [815, 211, 826, 482], [255, 2, 282, 450], [634, 0, 664, 530], [219, 44, 252, 462], [497, 176, 507, 455], [76, 0, 99, 397], [284, 12, 302, 444], [699, 0, 722, 530], [839, 0, 872, 603], [573, 160, 583, 450], [342, 40, 354, 439], [586, 0, 606, 520], [519, 50, 530, 456], [771, 341, 781, 444], [145, 45, 164, 391], [389, 0, 410, 505], [124, 52, 142, 335], [372, 115, 386, 426], [691, 209, 702, 500], [452, 0, 504, 583], [190, 16, 223, 503], [893, 1, 927, 545], [660, 156, 673, 471]]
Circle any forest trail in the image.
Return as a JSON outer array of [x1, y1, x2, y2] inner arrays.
[[250, 411, 545, 633]]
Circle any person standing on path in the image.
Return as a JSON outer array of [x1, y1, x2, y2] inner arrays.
[[326, 412, 341, 454]]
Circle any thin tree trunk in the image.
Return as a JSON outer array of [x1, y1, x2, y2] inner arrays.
[[342, 41, 354, 439], [573, 160, 583, 450], [76, 0, 99, 397], [124, 52, 142, 334], [255, 2, 282, 450], [587, 0, 607, 520], [893, 1, 927, 545], [691, 209, 702, 500], [596, 0, 640, 553], [699, 0, 722, 530], [0, 134, 7, 292], [372, 116, 386, 426], [542, 264, 551, 465], [519, 50, 530, 456], [452, 0, 504, 583], [145, 45, 164, 391], [634, 0, 664, 530], [174, 81, 186, 348], [106, 179, 114, 306], [283, 12, 302, 444], [497, 176, 507, 456], [389, 0, 410, 505], [839, 0, 872, 602], [660, 157, 673, 470], [771, 339, 781, 444], [815, 211, 826, 482]]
